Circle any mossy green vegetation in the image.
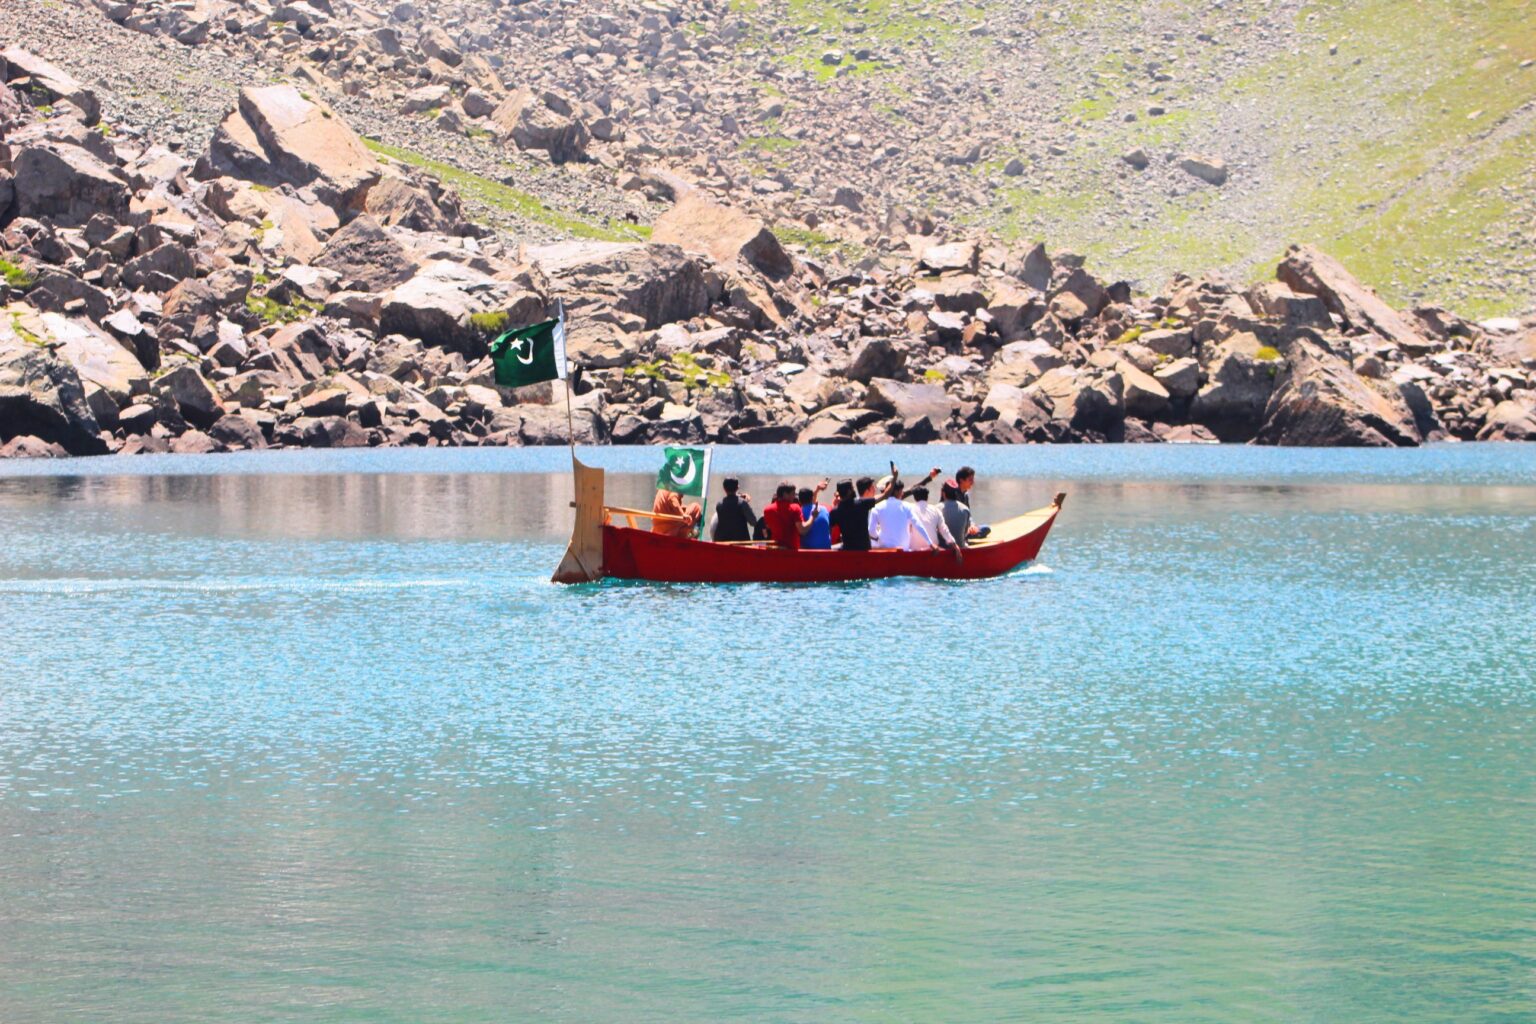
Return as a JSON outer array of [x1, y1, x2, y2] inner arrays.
[[1255, 345, 1282, 362], [1, 259, 37, 292], [245, 293, 322, 325], [625, 352, 732, 390], [774, 224, 865, 262], [362, 139, 650, 242], [469, 310, 511, 337], [9, 310, 44, 346]]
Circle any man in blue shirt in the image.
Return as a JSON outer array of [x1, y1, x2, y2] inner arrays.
[[797, 482, 832, 550]]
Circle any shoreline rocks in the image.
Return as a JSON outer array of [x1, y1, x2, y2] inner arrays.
[[0, 46, 1531, 459]]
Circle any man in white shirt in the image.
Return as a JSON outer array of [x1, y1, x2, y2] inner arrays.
[[868, 478, 933, 551], [903, 485, 955, 551]]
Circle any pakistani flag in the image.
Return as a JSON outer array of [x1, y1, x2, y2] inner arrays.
[[490, 314, 567, 389], [656, 446, 708, 498]]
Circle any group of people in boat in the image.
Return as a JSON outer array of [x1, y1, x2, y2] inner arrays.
[[651, 465, 989, 554]]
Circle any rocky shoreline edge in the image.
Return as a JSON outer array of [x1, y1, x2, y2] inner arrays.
[[1, 45, 1533, 459]]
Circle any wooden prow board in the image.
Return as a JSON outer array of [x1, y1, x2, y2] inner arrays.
[[552, 455, 605, 583]]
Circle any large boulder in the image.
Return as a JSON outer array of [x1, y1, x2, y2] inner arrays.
[[38, 311, 146, 407], [10, 144, 130, 227], [1117, 360, 1171, 420], [1189, 332, 1279, 441], [1476, 400, 1536, 442], [377, 261, 523, 358], [491, 88, 590, 164], [0, 316, 106, 455], [842, 336, 906, 384], [1, 47, 100, 125], [1254, 336, 1420, 447], [651, 194, 792, 280], [529, 241, 712, 329], [313, 214, 418, 291], [978, 383, 1054, 441], [863, 377, 957, 440], [197, 85, 381, 211], [986, 339, 1065, 388], [1277, 245, 1429, 351], [1244, 281, 1332, 327], [155, 363, 226, 429], [1029, 366, 1124, 437]]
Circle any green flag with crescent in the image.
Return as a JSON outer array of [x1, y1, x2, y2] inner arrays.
[[489, 315, 566, 389], [656, 446, 708, 498]]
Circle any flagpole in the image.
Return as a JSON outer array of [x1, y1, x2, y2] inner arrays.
[[556, 299, 576, 462], [697, 445, 713, 539]]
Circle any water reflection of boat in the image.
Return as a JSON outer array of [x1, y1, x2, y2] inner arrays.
[[552, 457, 1065, 584]]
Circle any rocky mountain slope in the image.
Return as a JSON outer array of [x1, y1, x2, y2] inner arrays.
[[0, 3, 1533, 457]]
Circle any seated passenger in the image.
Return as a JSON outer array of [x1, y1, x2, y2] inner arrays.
[[868, 479, 933, 551], [652, 487, 701, 538], [710, 477, 756, 542], [798, 481, 832, 550], [761, 483, 812, 550], [940, 480, 972, 548], [905, 485, 955, 551], [829, 475, 891, 552], [954, 465, 990, 539]]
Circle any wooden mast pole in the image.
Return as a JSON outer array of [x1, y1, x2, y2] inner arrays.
[[551, 299, 605, 583]]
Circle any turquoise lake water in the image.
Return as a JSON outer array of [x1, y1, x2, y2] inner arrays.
[[1, 445, 1534, 1023]]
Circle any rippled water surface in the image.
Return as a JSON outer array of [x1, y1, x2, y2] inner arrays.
[[2, 445, 1534, 1023]]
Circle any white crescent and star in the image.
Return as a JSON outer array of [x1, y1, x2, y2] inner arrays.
[[670, 456, 697, 487], [510, 337, 535, 365]]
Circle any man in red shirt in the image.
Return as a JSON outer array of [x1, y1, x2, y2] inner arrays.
[[760, 482, 813, 550]]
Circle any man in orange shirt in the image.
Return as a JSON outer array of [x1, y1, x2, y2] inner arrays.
[[651, 487, 702, 538]]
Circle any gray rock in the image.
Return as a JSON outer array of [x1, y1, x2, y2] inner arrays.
[[1179, 155, 1228, 186], [1255, 336, 1421, 447], [1477, 399, 1536, 441], [1, 46, 101, 125], [1153, 357, 1201, 399], [491, 88, 590, 164], [197, 85, 382, 211], [0, 339, 106, 455], [314, 215, 418, 291], [843, 337, 906, 384], [156, 363, 225, 429], [1189, 332, 1278, 441], [11, 145, 130, 227]]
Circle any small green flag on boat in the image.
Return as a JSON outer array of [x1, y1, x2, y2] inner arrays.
[[656, 446, 708, 498], [489, 313, 566, 389]]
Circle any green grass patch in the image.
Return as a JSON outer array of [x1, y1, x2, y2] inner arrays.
[[362, 138, 650, 242], [9, 311, 44, 346], [245, 293, 322, 325], [469, 310, 511, 337], [625, 352, 732, 390], [1, 259, 36, 291], [774, 224, 865, 262]]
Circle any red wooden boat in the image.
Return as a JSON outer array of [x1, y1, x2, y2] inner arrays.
[[552, 457, 1065, 584]]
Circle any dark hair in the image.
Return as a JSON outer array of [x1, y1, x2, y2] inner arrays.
[[956, 466, 975, 482], [911, 485, 929, 501], [723, 477, 739, 494], [796, 487, 814, 505], [856, 476, 875, 494], [941, 482, 958, 501], [835, 479, 855, 501], [775, 482, 795, 500]]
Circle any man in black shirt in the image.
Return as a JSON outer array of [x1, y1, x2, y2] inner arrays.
[[829, 476, 890, 551], [710, 477, 757, 542]]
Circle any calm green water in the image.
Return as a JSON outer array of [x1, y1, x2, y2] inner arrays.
[[2, 445, 1534, 1023]]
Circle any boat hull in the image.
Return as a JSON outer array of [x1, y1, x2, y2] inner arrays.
[[600, 501, 1062, 584]]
